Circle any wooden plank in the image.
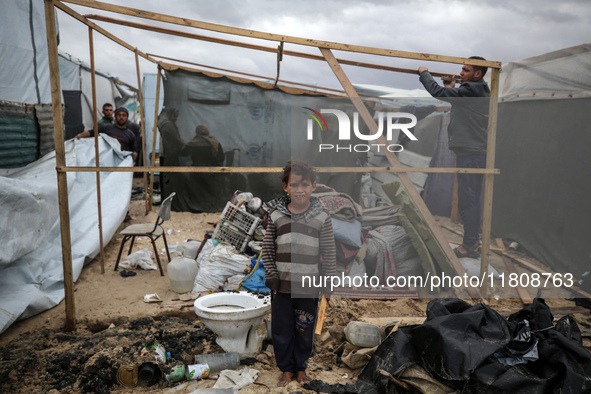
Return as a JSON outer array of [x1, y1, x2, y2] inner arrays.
[[149, 53, 346, 96], [495, 239, 533, 304], [88, 27, 105, 275], [54, 1, 159, 65], [61, 0, 500, 68], [319, 47, 481, 300], [479, 67, 501, 296], [86, 14, 477, 79], [497, 250, 591, 300], [44, 0, 76, 331], [149, 66, 162, 211], [158, 60, 346, 98], [315, 296, 328, 335], [383, 181, 455, 277], [134, 50, 149, 214], [397, 214, 440, 294], [56, 166, 499, 174]]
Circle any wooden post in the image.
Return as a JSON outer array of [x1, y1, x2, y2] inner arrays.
[[495, 239, 533, 304], [451, 166, 458, 222], [88, 27, 105, 275], [319, 47, 482, 300], [149, 65, 162, 210], [44, 0, 76, 331], [479, 68, 501, 296], [315, 296, 328, 335], [134, 49, 149, 214]]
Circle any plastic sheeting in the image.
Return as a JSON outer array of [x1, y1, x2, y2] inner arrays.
[[500, 43, 591, 101], [0, 0, 52, 104], [0, 135, 133, 334], [492, 98, 591, 283], [357, 298, 591, 393], [141, 73, 164, 160], [159, 69, 365, 212]]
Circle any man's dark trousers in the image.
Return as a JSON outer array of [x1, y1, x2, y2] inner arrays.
[[456, 154, 486, 248], [271, 292, 317, 373]]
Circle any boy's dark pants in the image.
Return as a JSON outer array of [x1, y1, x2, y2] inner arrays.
[[271, 292, 318, 372]]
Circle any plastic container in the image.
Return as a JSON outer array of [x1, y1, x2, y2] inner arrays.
[[212, 222, 251, 252], [194, 352, 240, 373], [168, 255, 198, 293], [220, 202, 261, 235], [344, 321, 382, 348], [175, 240, 202, 259]]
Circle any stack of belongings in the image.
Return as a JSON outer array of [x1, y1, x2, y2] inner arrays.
[[313, 184, 420, 299], [194, 192, 270, 293]]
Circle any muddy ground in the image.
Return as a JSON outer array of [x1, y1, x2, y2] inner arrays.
[[1, 195, 590, 393]]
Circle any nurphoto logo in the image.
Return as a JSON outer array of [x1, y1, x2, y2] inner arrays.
[[303, 108, 418, 153]]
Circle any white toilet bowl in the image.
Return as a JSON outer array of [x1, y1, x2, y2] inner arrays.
[[194, 292, 271, 355]]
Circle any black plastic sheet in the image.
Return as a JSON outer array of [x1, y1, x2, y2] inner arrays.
[[357, 297, 591, 394]]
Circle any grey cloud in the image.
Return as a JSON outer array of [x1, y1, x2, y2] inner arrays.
[[55, 0, 591, 91]]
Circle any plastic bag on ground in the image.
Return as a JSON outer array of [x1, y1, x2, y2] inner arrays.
[[223, 274, 245, 291], [119, 248, 157, 270], [213, 367, 259, 390], [239, 258, 271, 293]]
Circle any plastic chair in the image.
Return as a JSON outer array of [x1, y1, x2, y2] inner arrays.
[[114, 192, 176, 276]]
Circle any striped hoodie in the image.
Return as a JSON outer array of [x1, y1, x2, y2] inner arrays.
[[262, 196, 337, 296]]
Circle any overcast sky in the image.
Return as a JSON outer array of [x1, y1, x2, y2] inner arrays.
[[55, 0, 591, 91]]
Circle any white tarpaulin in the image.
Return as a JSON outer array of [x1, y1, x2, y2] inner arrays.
[[0, 136, 133, 334], [0, 0, 52, 104], [499, 43, 591, 100]]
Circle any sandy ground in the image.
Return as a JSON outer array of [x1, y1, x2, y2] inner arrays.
[[1, 195, 590, 393]]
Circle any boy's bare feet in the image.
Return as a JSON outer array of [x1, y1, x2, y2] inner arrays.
[[277, 371, 293, 387], [295, 370, 312, 385]]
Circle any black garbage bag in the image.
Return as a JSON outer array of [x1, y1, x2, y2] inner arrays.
[[507, 297, 553, 330], [410, 298, 511, 382], [358, 298, 591, 394], [467, 315, 591, 394], [357, 325, 421, 393]]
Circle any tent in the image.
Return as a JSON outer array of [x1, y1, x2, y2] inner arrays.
[[491, 44, 591, 287], [0, 0, 139, 167], [58, 51, 140, 140], [0, 136, 133, 335], [159, 68, 367, 212]]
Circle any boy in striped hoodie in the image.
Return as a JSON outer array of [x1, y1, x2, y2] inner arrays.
[[262, 160, 337, 387]]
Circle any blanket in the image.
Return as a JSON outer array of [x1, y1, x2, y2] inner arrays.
[[314, 191, 363, 222]]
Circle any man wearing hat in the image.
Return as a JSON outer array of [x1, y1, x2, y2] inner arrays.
[[76, 106, 137, 161]]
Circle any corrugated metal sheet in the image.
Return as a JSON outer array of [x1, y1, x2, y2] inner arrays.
[[35, 104, 55, 157], [0, 101, 39, 168]]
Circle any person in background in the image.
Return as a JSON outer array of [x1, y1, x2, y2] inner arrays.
[[262, 160, 337, 387], [418, 56, 490, 258], [158, 107, 184, 167], [76, 106, 137, 161], [181, 124, 224, 166], [97, 102, 114, 126]]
